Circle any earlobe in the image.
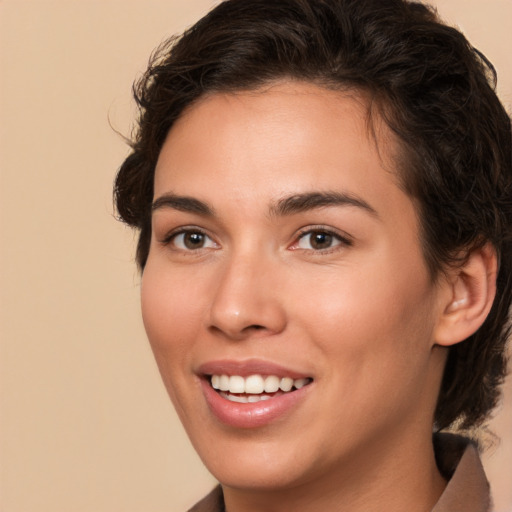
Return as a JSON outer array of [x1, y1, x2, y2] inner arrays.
[[434, 244, 497, 347]]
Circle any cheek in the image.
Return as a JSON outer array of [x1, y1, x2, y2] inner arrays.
[[301, 279, 436, 440], [140, 262, 206, 377], [293, 258, 436, 376]]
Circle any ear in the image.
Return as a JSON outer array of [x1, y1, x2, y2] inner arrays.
[[434, 244, 497, 347]]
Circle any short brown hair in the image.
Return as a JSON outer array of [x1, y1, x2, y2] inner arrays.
[[115, 0, 512, 431]]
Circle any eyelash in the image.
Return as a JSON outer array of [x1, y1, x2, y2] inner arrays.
[[159, 226, 353, 254], [292, 226, 353, 253], [160, 227, 217, 251]]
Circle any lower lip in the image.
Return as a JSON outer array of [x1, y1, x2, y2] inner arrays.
[[201, 379, 312, 429]]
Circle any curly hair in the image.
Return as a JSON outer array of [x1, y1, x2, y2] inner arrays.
[[114, 0, 512, 431]]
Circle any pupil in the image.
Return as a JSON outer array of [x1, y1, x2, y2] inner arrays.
[[312, 232, 332, 249], [185, 232, 204, 249]]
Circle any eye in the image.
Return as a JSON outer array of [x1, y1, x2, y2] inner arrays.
[[294, 229, 351, 251], [169, 230, 218, 250]]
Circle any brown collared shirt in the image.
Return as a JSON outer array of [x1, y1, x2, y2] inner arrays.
[[188, 435, 491, 512]]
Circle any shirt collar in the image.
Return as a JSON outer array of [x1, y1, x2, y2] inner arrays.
[[432, 433, 491, 512]]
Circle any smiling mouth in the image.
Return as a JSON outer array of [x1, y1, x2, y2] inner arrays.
[[209, 374, 313, 403]]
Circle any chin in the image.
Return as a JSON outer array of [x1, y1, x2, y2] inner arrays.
[[210, 462, 305, 492], [193, 432, 325, 492]]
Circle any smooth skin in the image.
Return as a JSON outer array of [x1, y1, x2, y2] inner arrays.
[[141, 82, 496, 512]]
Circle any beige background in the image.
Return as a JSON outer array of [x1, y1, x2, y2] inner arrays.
[[0, 1, 511, 511]]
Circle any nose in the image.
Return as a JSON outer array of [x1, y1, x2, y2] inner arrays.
[[208, 253, 287, 340]]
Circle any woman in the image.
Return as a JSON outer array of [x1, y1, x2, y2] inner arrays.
[[115, 1, 512, 510]]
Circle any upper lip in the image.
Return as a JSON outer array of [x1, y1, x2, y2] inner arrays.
[[197, 359, 312, 379]]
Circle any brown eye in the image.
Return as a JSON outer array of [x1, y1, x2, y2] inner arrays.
[[184, 232, 205, 249], [171, 231, 217, 250], [309, 232, 333, 250], [296, 230, 347, 251]]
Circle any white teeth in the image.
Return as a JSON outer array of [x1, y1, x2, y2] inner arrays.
[[280, 377, 294, 392], [264, 375, 280, 393], [219, 375, 230, 391], [294, 378, 308, 389], [211, 374, 311, 395], [222, 392, 272, 403], [229, 375, 245, 393], [224, 393, 249, 403], [245, 374, 264, 394]]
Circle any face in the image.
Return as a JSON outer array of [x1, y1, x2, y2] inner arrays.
[[142, 82, 448, 491]]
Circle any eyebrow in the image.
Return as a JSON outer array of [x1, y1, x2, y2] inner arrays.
[[152, 194, 215, 216], [270, 191, 379, 218], [151, 190, 378, 219]]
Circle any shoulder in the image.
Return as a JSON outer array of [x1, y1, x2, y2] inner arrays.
[[188, 485, 224, 512]]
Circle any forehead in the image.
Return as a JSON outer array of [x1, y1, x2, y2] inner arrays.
[[156, 82, 400, 189], [153, 81, 414, 228]]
